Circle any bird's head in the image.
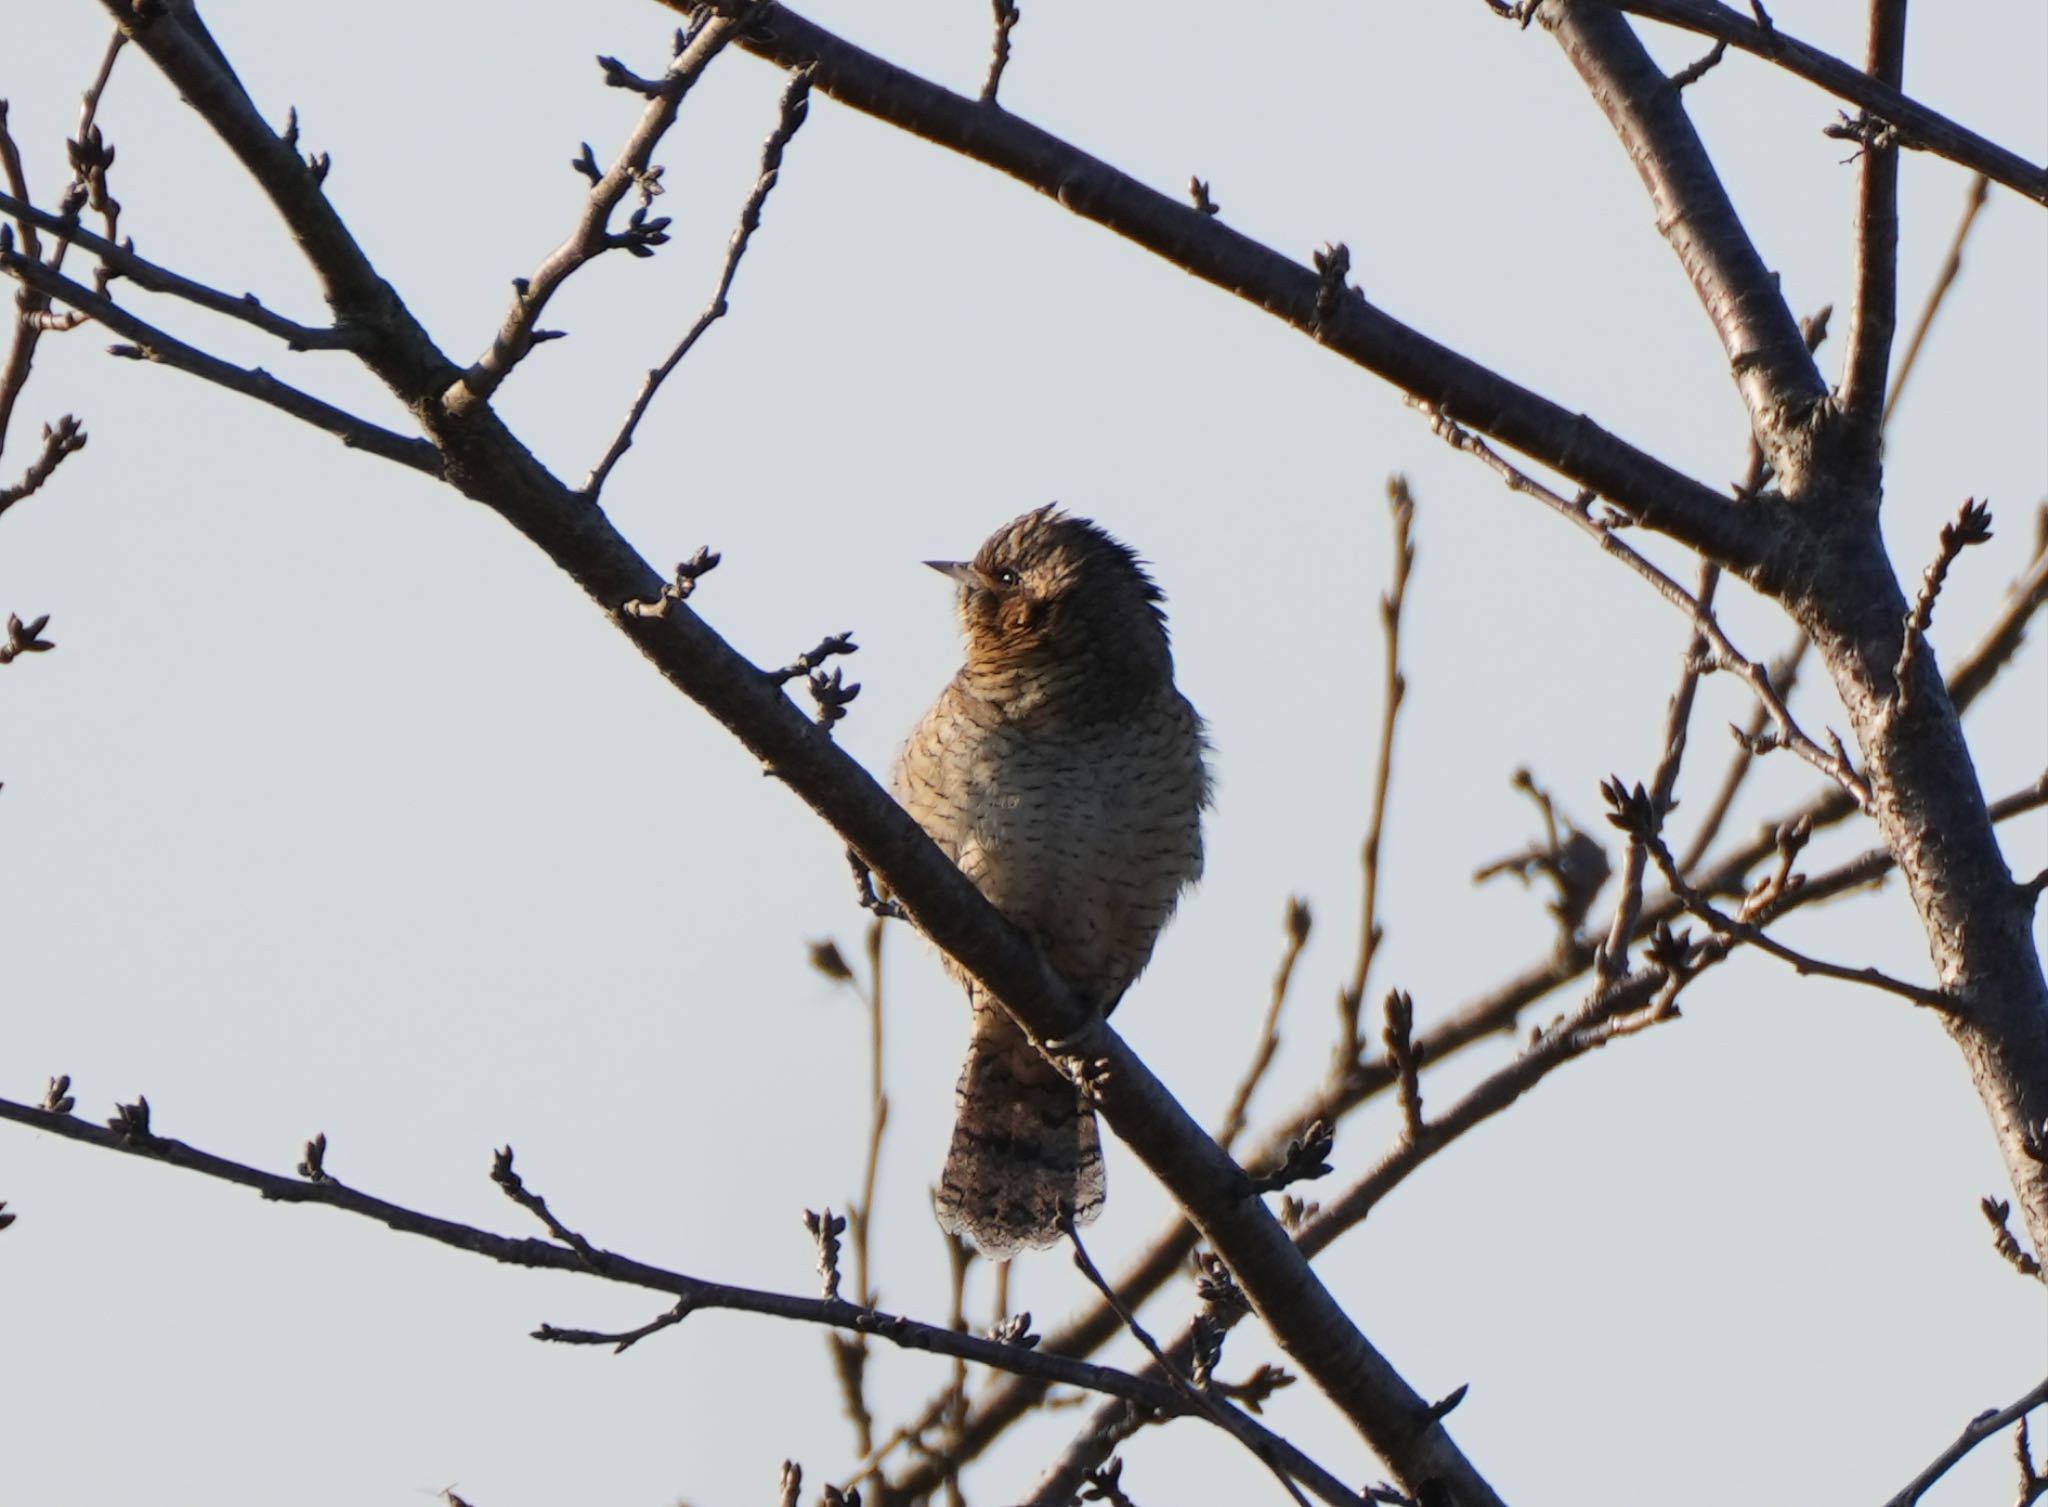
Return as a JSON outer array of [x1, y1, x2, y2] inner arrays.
[[927, 506, 1174, 702]]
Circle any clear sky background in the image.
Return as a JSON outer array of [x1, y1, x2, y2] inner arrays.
[[1, 2, 2043, 1504]]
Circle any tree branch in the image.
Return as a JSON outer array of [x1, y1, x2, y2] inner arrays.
[[0, 250, 440, 473], [0, 1090, 1217, 1421], [1836, 0, 1909, 445], [1600, 0, 2048, 205], [445, 13, 757, 413], [0, 188, 353, 350], [686, 0, 1768, 575], [1883, 174, 1989, 431], [1880, 1376, 2048, 1507], [1420, 402, 1870, 805], [1538, 0, 1826, 485], [1336, 478, 1416, 1067], [582, 66, 813, 499]]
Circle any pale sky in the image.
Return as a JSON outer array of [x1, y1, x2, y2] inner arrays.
[[1, 2, 2043, 1504]]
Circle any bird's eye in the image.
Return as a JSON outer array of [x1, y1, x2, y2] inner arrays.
[[992, 566, 1021, 589]]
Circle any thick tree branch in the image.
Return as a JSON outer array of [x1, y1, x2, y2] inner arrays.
[[1539, 0, 1827, 487], [681, 0, 1768, 575], [1600, 0, 2048, 206]]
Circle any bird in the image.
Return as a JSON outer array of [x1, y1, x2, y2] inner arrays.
[[894, 506, 1210, 1259]]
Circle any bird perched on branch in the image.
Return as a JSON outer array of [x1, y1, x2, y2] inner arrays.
[[895, 506, 1210, 1259]]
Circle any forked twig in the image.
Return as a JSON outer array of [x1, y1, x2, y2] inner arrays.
[[1420, 402, 1872, 809]]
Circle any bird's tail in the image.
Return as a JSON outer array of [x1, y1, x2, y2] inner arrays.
[[935, 996, 1103, 1260]]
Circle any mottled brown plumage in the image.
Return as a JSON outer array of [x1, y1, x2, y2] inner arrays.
[[895, 507, 1209, 1258]]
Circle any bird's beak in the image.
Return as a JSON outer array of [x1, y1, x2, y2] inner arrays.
[[925, 559, 975, 585]]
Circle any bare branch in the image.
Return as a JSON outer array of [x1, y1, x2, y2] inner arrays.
[[1944, 507, 2048, 713], [1667, 37, 1727, 88], [1538, 0, 1825, 482], [0, 33, 123, 457], [1602, 0, 2048, 205], [0, 189, 353, 349], [982, 0, 1021, 105], [582, 68, 814, 499], [1215, 897, 1312, 1153], [1612, 781, 1954, 1009], [1676, 632, 1808, 874], [490, 1146, 606, 1269], [0, 251, 440, 474], [703, 0, 1769, 574], [1338, 477, 1415, 1067], [1606, 560, 1719, 980], [1420, 402, 1871, 806], [1302, 962, 1688, 1246], [1981, 1196, 2045, 1282], [1884, 174, 1990, 430], [0, 1087, 1221, 1420], [1057, 1221, 1326, 1507], [1894, 498, 1994, 716], [0, 414, 86, 517], [1879, 1377, 2048, 1507], [1836, 0, 1909, 444], [445, 15, 759, 411]]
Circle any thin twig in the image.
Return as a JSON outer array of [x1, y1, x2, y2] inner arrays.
[[982, 0, 1021, 105], [1215, 898, 1312, 1152], [832, 917, 890, 1459], [0, 31, 123, 457], [1338, 478, 1416, 1068], [1884, 174, 1991, 430], [1943, 506, 2048, 713], [0, 415, 87, 517], [1618, 786, 1953, 1010], [853, 917, 888, 1310], [1676, 633, 1809, 875], [1606, 560, 1718, 982], [1981, 1195, 2045, 1282], [942, 1230, 971, 1507], [582, 68, 813, 499], [490, 1146, 605, 1268], [1894, 498, 1994, 715], [1879, 1376, 2048, 1507], [537, 1299, 690, 1353], [1301, 964, 1686, 1244], [1382, 990, 1423, 1141]]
